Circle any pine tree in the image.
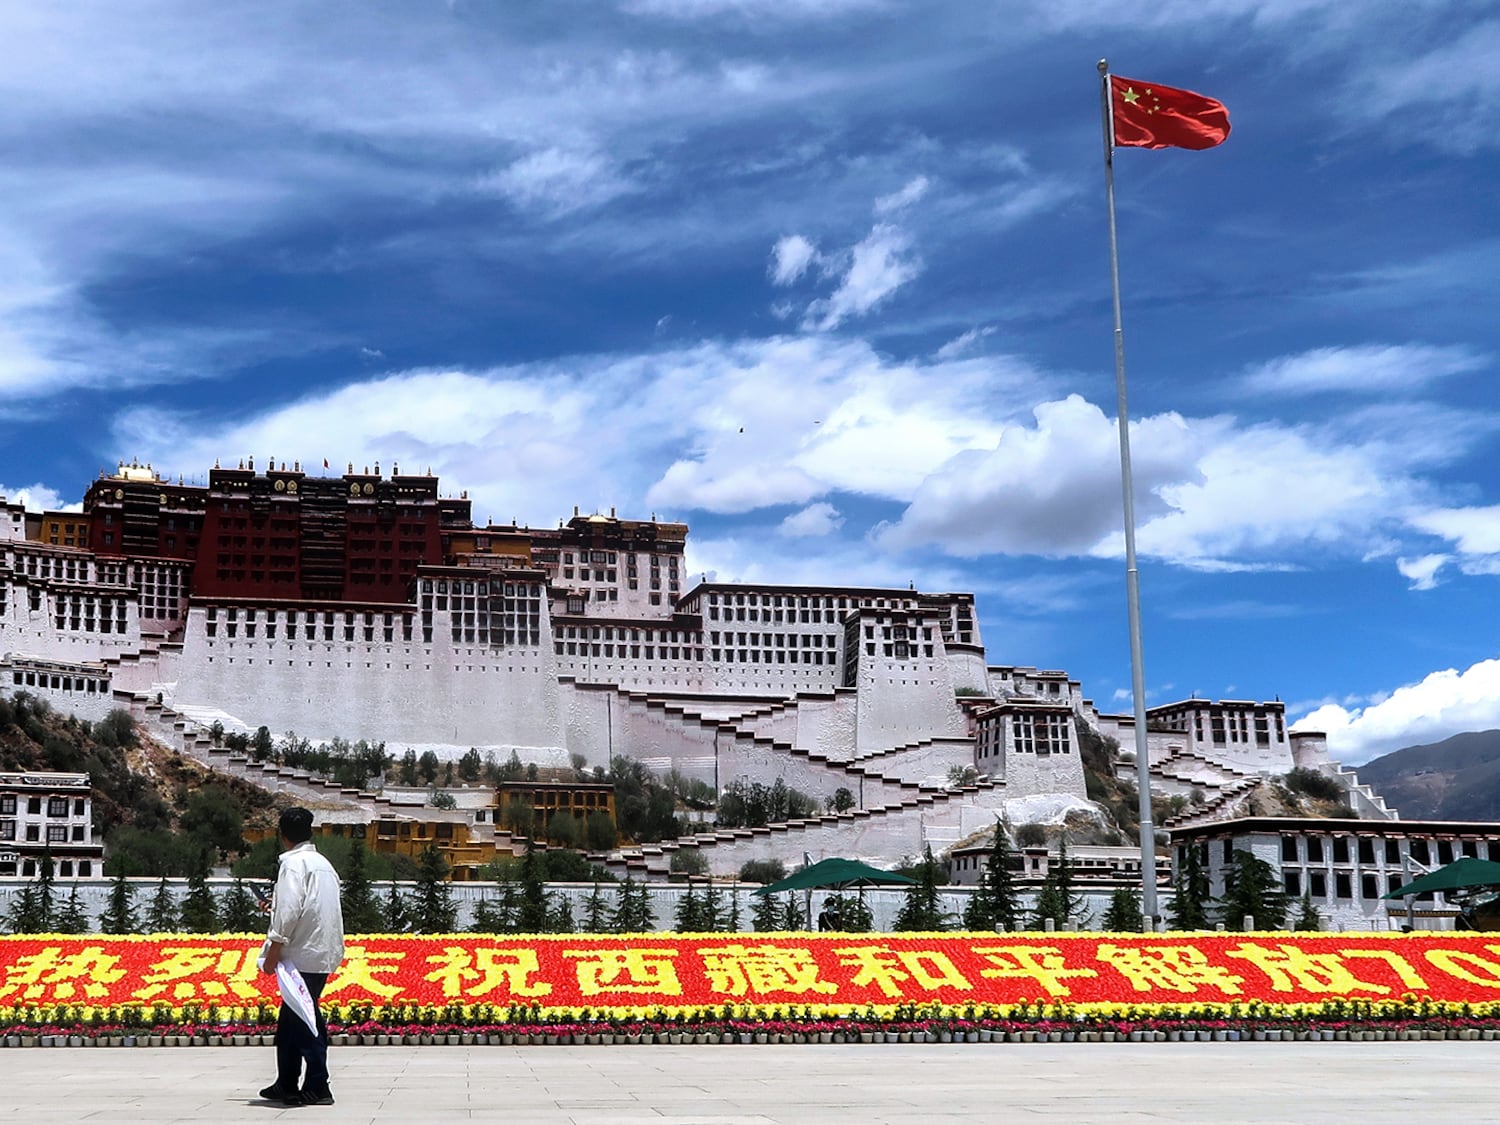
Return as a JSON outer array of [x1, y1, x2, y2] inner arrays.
[[547, 894, 575, 934], [179, 867, 219, 933], [963, 820, 1020, 931], [1215, 850, 1288, 930], [894, 846, 947, 931], [341, 839, 383, 934], [471, 891, 503, 933], [1103, 885, 1143, 931], [725, 885, 742, 932], [610, 874, 653, 933], [751, 890, 780, 932], [1029, 837, 1088, 929], [495, 882, 521, 934], [702, 883, 722, 931], [1292, 890, 1321, 931], [53, 884, 90, 933], [838, 892, 874, 932], [517, 845, 550, 933], [674, 887, 704, 932], [1168, 844, 1212, 930], [145, 878, 178, 932], [220, 878, 262, 932], [382, 881, 411, 933], [780, 892, 806, 931], [582, 883, 612, 934], [35, 853, 56, 931], [6, 882, 42, 934], [98, 871, 139, 934], [412, 845, 457, 933]]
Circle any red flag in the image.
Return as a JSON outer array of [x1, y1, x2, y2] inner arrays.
[[323, 459, 329, 469], [1111, 75, 1230, 150]]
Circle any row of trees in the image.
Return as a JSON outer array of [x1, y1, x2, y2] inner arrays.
[[1170, 845, 1317, 931], [5, 854, 268, 935]]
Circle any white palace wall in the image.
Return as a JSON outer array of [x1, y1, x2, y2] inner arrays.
[[170, 605, 565, 751]]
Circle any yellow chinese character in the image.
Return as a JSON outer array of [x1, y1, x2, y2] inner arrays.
[[323, 946, 406, 1000], [563, 949, 681, 996], [1425, 945, 1500, 989], [834, 945, 972, 998], [424, 946, 552, 999], [1096, 944, 1244, 995], [1342, 949, 1429, 990], [134, 947, 260, 1002], [1224, 943, 1389, 994], [971, 945, 1098, 998], [698, 944, 837, 998], [0, 945, 126, 1003]]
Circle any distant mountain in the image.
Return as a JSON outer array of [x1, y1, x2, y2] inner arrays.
[[1358, 730, 1500, 821]]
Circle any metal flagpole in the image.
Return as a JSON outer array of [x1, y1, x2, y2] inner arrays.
[[1098, 58, 1159, 924]]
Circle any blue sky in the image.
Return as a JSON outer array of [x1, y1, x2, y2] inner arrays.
[[2, 1, 1498, 765]]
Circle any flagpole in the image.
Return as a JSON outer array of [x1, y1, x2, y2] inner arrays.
[[1098, 58, 1159, 925]]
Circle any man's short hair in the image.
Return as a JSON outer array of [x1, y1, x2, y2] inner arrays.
[[279, 807, 314, 844]]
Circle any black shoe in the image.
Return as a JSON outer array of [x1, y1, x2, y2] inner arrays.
[[300, 1089, 335, 1106], [259, 1083, 304, 1105]]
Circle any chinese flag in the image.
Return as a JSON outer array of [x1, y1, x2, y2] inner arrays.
[[1111, 75, 1230, 150]]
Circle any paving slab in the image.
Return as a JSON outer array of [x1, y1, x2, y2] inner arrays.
[[3, 1043, 1498, 1125]]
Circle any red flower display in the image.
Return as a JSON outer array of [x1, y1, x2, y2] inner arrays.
[[6, 933, 1500, 1016]]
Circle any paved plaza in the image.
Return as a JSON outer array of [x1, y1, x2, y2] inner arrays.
[[4, 1043, 1497, 1124]]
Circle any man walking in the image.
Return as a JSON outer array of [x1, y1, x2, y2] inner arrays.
[[259, 807, 345, 1107]]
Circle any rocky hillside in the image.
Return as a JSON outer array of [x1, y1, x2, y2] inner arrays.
[[1357, 730, 1500, 820], [0, 692, 279, 842]]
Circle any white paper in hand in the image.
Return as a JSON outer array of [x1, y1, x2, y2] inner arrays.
[[257, 945, 318, 1035]]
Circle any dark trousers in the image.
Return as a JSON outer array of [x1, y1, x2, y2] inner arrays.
[[275, 971, 330, 1093]]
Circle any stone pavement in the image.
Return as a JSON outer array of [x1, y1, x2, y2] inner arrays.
[[5, 1043, 1497, 1124]]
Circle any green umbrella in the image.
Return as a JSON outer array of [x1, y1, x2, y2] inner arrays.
[[752, 857, 915, 895], [1382, 856, 1500, 899]]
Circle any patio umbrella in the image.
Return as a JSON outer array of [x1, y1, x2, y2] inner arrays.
[[1381, 856, 1500, 899], [752, 857, 915, 895]]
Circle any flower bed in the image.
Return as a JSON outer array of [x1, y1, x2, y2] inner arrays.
[[6, 931, 1500, 1044]]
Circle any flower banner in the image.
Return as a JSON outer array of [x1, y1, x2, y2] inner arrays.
[[8, 933, 1500, 1017]]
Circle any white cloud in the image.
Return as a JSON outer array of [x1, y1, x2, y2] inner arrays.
[[934, 326, 995, 360], [1240, 343, 1485, 396], [877, 393, 1477, 570], [873, 175, 929, 215], [878, 396, 1205, 557], [1396, 553, 1449, 590], [0, 483, 77, 512], [1345, 19, 1500, 151], [476, 148, 635, 216], [769, 235, 818, 285], [777, 502, 845, 538], [1292, 655, 1500, 763], [805, 223, 921, 331], [110, 335, 1051, 526], [1409, 505, 1500, 556]]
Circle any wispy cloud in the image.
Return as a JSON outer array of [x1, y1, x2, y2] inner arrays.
[[769, 235, 819, 285], [1240, 343, 1485, 397], [804, 223, 922, 330]]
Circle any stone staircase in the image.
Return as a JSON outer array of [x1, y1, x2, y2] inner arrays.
[[593, 775, 1007, 878], [1161, 777, 1264, 831]]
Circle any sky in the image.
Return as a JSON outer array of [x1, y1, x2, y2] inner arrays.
[[1, 0, 1498, 767]]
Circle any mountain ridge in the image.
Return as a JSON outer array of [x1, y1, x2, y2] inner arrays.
[[1357, 730, 1500, 821]]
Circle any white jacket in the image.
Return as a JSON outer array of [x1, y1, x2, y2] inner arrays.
[[267, 842, 346, 974]]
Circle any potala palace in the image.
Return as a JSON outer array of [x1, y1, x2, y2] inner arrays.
[[1, 460, 1393, 877]]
